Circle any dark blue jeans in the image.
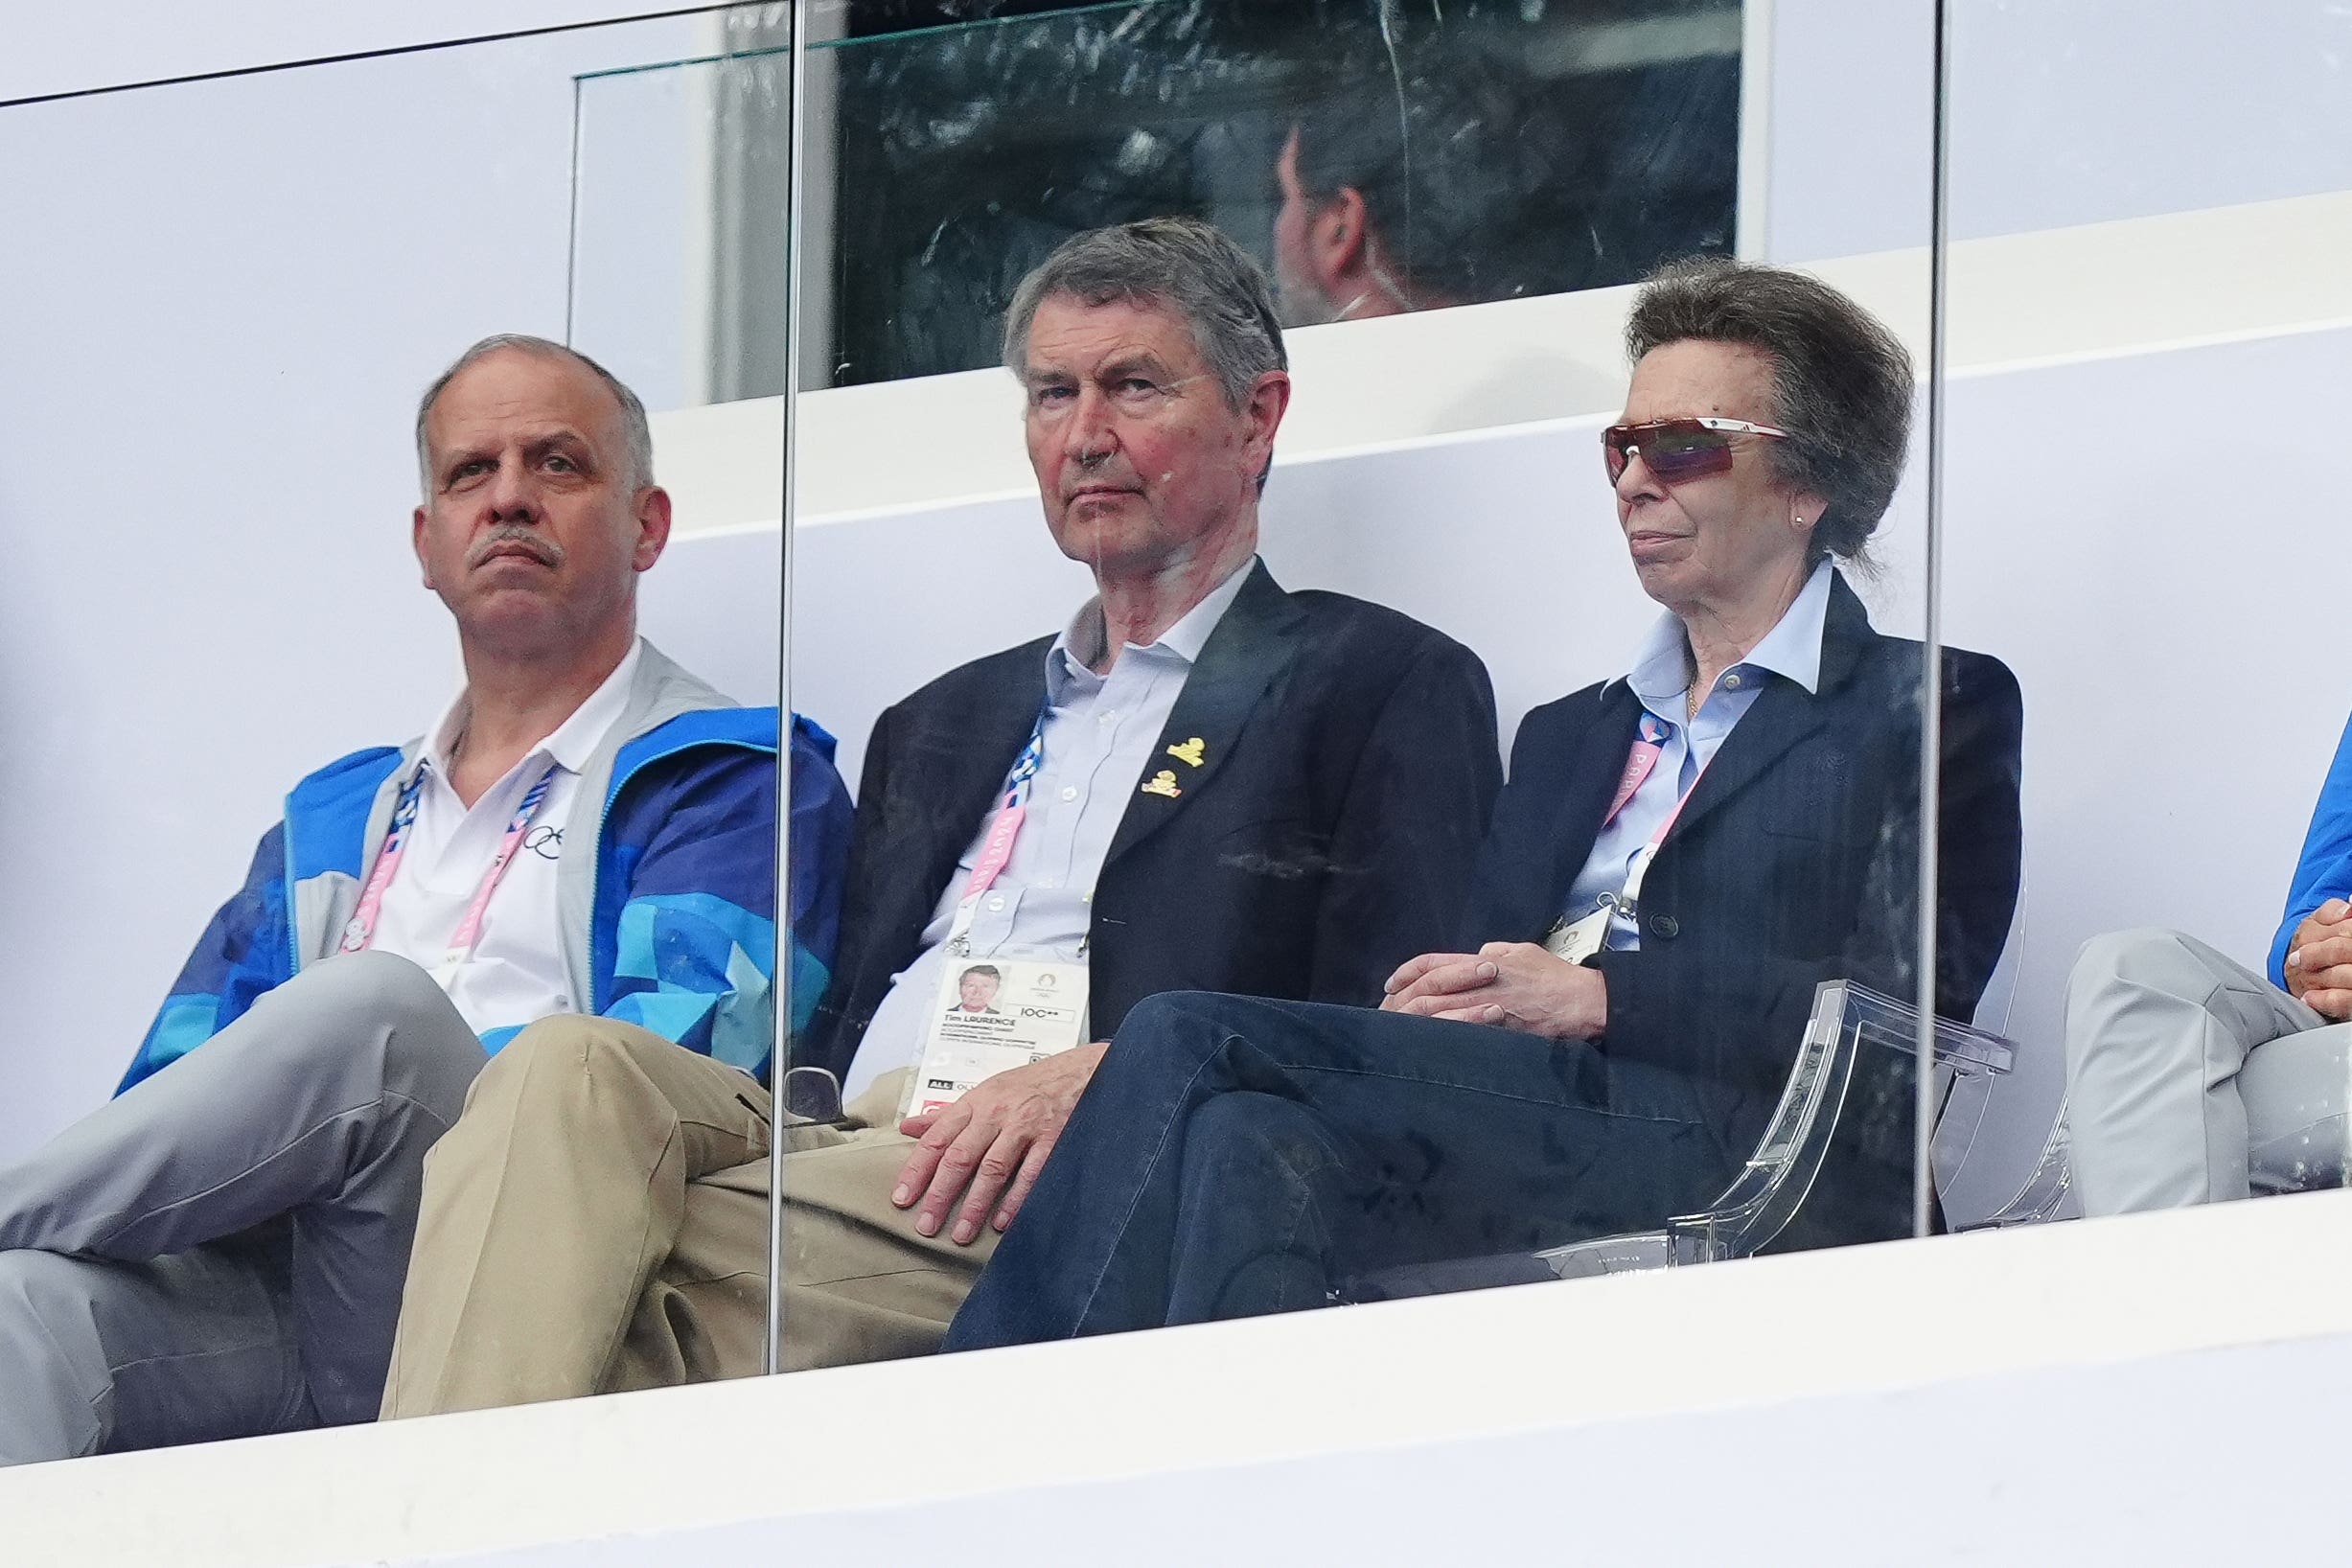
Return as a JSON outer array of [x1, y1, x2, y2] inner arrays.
[[944, 991, 1752, 1350]]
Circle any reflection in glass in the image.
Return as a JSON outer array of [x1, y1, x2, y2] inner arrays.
[[825, 0, 1738, 385], [576, 2, 1743, 402]]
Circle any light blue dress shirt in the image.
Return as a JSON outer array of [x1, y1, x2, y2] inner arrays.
[[1560, 560, 1837, 952], [842, 559, 1257, 1101]]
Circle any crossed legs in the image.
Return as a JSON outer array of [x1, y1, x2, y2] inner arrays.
[[0, 951, 480, 1464], [946, 991, 1740, 1350], [381, 1019, 992, 1416], [2065, 927, 2352, 1214]]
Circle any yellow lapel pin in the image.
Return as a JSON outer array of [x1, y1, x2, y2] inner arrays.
[[1166, 736, 1207, 768], [1141, 770, 1183, 799]]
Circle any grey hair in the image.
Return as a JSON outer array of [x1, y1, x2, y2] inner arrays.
[[1625, 257, 1914, 564], [414, 334, 655, 499], [1002, 217, 1288, 414]]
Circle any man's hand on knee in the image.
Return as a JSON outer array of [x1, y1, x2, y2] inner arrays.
[[889, 1042, 1109, 1245], [2287, 899, 2352, 1016]]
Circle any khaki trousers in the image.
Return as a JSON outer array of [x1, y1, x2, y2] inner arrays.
[[381, 1017, 993, 1418]]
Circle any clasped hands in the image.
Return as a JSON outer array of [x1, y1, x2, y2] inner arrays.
[[888, 1040, 1108, 1246], [1379, 940, 1607, 1040], [882, 940, 1607, 1246], [2285, 898, 2352, 1020]]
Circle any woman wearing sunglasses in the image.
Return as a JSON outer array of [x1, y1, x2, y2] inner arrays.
[[943, 257, 2026, 1349]]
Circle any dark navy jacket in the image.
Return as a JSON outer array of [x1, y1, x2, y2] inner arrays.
[[802, 563, 1503, 1081]]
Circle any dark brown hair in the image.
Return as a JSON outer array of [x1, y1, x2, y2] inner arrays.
[[1626, 257, 1914, 562]]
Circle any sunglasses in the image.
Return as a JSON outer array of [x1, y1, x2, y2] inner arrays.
[[1603, 418, 1789, 485]]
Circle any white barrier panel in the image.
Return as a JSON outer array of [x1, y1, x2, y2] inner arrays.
[[12, 1188, 2352, 1566]]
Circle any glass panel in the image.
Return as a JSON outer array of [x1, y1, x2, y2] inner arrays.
[[772, 0, 1954, 1375], [818, 0, 1742, 388], [581, 0, 1751, 404], [0, 7, 793, 1459], [574, 38, 796, 408], [1934, 0, 2352, 1231]]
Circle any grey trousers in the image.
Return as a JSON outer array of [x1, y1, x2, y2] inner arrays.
[[0, 951, 482, 1465], [2064, 928, 2352, 1215]]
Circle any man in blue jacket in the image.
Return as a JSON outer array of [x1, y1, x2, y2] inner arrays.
[[0, 334, 849, 1465], [2065, 714, 2352, 1213]]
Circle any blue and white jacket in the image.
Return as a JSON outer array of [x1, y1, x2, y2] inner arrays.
[[118, 642, 851, 1093]]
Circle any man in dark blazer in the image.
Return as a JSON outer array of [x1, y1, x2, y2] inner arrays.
[[803, 557, 1496, 1086], [363, 217, 1499, 1399], [747, 217, 1498, 1372], [945, 256, 2025, 1350], [733, 217, 1495, 1372]]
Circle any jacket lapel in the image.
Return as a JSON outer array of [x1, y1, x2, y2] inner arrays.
[[1664, 571, 1874, 843], [1104, 561, 1306, 867], [1534, 686, 1644, 924]]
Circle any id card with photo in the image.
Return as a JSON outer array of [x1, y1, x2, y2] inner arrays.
[[905, 957, 1092, 1118], [1543, 906, 1611, 966]]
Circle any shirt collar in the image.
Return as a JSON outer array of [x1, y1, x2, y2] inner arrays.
[[1048, 555, 1257, 693], [1623, 559, 1837, 712], [421, 637, 644, 781]]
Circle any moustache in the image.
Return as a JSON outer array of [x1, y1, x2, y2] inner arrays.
[[467, 528, 563, 570]]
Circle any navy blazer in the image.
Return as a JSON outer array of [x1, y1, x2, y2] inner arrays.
[[802, 563, 1505, 1081], [1464, 572, 2024, 1126]]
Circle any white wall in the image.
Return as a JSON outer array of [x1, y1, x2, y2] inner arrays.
[[0, 14, 711, 1158], [1766, 0, 2352, 259], [1937, 329, 2352, 1204]]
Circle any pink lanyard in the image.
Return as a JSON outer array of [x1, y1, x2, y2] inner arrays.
[[338, 760, 561, 975], [944, 713, 1049, 957], [1602, 712, 1672, 827], [1603, 712, 1713, 909]]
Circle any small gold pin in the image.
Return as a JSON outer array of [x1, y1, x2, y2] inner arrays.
[[1166, 736, 1207, 768], [1140, 770, 1183, 799]]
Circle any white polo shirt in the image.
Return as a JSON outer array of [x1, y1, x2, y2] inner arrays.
[[366, 640, 641, 1041]]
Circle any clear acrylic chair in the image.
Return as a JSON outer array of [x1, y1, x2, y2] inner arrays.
[[1340, 979, 2017, 1300], [1955, 1099, 2076, 1229]]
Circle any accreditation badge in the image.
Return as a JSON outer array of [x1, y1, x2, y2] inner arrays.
[[904, 957, 1092, 1119], [1542, 903, 1614, 966]]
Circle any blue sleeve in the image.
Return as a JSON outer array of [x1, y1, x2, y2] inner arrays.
[[599, 718, 851, 1080], [2270, 712, 2352, 986], [786, 718, 853, 1029], [116, 823, 293, 1095]]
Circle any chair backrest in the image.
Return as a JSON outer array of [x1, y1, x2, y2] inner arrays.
[[1668, 980, 1860, 1263], [1973, 863, 2030, 1036], [1668, 980, 2014, 1262], [1957, 1096, 2079, 1229], [1934, 865, 2031, 1201]]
